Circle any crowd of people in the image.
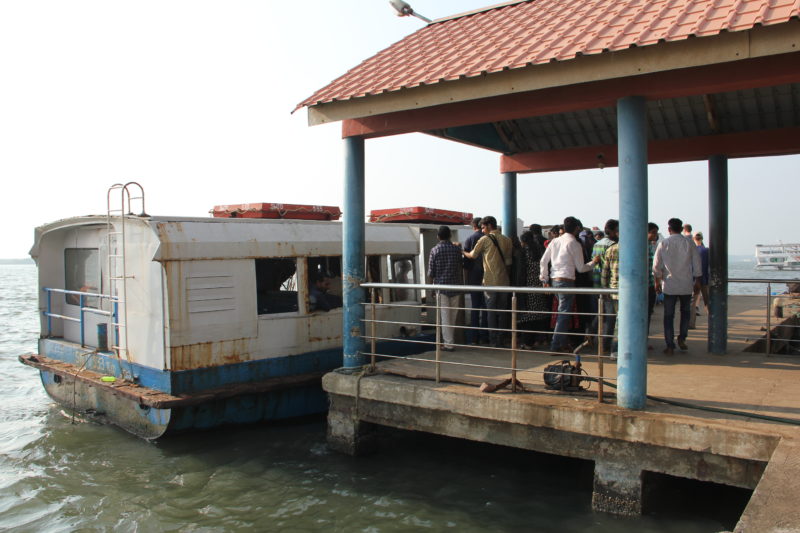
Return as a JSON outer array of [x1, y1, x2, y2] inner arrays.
[[426, 215, 711, 357]]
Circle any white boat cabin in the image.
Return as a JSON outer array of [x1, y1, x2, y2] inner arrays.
[[31, 215, 424, 373]]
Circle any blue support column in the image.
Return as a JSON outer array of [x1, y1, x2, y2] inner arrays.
[[616, 96, 648, 410], [343, 136, 366, 369], [708, 155, 728, 354], [501, 171, 517, 238]]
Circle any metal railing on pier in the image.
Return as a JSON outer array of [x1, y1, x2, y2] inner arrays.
[[728, 278, 800, 355], [361, 282, 618, 403]]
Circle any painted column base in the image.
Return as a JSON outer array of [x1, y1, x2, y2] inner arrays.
[[326, 394, 377, 456], [592, 460, 643, 515]]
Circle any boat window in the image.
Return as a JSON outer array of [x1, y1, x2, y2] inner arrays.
[[64, 248, 100, 308], [256, 258, 298, 314], [307, 256, 343, 312], [389, 255, 418, 302]]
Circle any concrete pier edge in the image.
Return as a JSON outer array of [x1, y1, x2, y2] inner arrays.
[[324, 371, 799, 528]]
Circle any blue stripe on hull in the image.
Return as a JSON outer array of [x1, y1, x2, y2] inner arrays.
[[39, 338, 171, 391], [167, 385, 329, 432], [37, 336, 431, 437], [39, 337, 431, 395]]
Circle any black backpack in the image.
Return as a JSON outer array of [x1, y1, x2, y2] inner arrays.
[[543, 360, 583, 390]]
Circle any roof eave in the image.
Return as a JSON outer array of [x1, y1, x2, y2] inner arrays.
[[305, 21, 800, 127]]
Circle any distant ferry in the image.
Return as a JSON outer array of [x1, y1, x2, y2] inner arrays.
[[754, 243, 800, 271], [19, 184, 471, 439]]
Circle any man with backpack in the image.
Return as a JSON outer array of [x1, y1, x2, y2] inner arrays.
[[462, 216, 512, 347]]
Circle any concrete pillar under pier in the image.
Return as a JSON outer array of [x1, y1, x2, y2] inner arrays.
[[592, 460, 643, 515], [327, 391, 377, 456]]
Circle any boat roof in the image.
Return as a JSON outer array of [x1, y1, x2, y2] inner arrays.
[[31, 215, 423, 261]]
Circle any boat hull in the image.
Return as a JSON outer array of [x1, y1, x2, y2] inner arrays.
[[40, 368, 172, 439], [26, 336, 429, 439], [39, 368, 328, 439]]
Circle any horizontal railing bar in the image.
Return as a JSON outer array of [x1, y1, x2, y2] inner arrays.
[[43, 312, 80, 323], [360, 301, 617, 318], [361, 320, 615, 339], [363, 282, 617, 296], [364, 352, 617, 380], [43, 287, 113, 300], [364, 335, 617, 357], [81, 308, 112, 316], [728, 278, 800, 284]]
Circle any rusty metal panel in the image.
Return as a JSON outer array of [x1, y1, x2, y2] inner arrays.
[[166, 259, 257, 349]]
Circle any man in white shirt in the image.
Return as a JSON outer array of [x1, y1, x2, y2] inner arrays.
[[653, 217, 702, 355], [540, 216, 598, 352]]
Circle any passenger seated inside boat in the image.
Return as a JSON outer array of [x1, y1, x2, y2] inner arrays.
[[256, 258, 299, 315], [309, 272, 343, 312], [773, 282, 800, 319]]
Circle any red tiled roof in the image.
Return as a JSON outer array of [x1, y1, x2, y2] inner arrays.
[[297, 0, 799, 110]]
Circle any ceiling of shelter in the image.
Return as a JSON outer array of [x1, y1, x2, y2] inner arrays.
[[431, 83, 800, 154]]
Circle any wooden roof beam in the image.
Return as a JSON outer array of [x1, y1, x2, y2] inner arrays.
[[500, 127, 800, 173], [342, 52, 800, 140]]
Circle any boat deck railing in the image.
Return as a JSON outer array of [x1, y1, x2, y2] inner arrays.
[[42, 287, 120, 349], [361, 282, 619, 403]]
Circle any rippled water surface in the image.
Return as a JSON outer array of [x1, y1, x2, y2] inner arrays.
[[0, 263, 757, 532]]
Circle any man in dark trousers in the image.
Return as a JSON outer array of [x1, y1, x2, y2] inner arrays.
[[653, 218, 702, 355], [540, 216, 598, 352], [462, 217, 487, 344], [462, 216, 513, 347]]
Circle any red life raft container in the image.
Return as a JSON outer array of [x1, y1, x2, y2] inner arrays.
[[212, 203, 342, 221], [369, 207, 472, 225]]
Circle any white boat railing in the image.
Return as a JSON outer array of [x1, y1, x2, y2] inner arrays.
[[42, 287, 119, 349]]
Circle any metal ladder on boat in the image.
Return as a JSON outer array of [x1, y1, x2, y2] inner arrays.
[[106, 182, 146, 381]]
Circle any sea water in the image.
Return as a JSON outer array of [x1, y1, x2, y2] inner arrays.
[[0, 262, 769, 532]]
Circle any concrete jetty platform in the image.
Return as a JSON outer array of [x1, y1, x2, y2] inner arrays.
[[323, 296, 800, 531]]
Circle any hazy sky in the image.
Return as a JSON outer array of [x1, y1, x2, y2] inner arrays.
[[1, 1, 796, 259]]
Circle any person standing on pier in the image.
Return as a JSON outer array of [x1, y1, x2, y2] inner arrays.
[[462, 216, 512, 348], [689, 231, 710, 329], [654, 218, 702, 355], [539, 216, 599, 353], [592, 219, 619, 352], [600, 235, 620, 359], [428, 225, 462, 352], [646, 222, 660, 348], [462, 217, 488, 345], [682, 223, 693, 241]]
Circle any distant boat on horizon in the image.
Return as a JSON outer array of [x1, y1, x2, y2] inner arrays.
[[754, 243, 800, 271]]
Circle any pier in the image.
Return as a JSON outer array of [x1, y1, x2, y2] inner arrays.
[[296, 2, 800, 530], [323, 295, 800, 531]]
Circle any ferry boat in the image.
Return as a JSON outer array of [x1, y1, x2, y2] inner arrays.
[[755, 243, 800, 270], [19, 184, 453, 439]]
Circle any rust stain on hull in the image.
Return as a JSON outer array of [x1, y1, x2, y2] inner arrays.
[[170, 337, 253, 370]]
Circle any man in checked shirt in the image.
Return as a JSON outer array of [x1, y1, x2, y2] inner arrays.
[[427, 225, 463, 351]]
